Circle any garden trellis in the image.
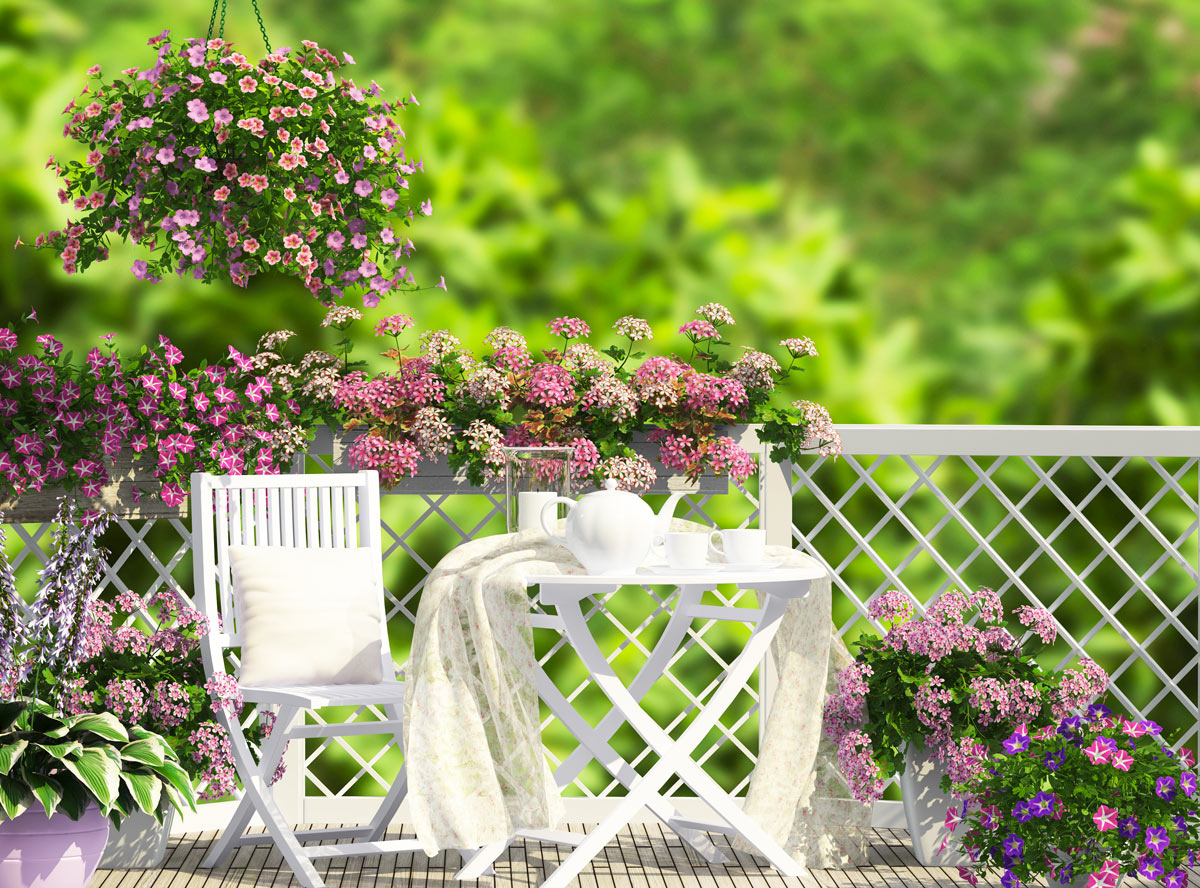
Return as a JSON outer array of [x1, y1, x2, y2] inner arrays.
[[2, 424, 1196, 826]]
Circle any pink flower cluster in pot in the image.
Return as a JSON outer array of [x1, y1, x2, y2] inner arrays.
[[332, 303, 841, 490], [36, 32, 438, 304], [823, 587, 1109, 804], [0, 314, 342, 505], [65, 587, 276, 800]]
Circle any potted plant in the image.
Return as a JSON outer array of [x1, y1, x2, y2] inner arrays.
[[327, 303, 841, 490], [822, 587, 1109, 865], [61, 585, 274, 869], [35, 31, 437, 304], [951, 709, 1200, 888], [0, 313, 343, 515], [0, 502, 195, 888]]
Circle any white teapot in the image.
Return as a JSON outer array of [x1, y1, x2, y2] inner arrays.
[[541, 480, 684, 575]]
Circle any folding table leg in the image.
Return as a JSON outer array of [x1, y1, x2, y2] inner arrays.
[[542, 591, 806, 885]]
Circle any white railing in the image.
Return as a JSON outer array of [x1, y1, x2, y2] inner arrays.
[[5, 425, 1197, 829], [772, 425, 1200, 752]]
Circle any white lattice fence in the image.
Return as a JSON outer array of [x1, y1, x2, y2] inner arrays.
[[5, 424, 1196, 826], [785, 425, 1200, 758]]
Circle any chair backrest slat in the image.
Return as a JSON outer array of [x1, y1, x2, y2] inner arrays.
[[191, 471, 390, 682]]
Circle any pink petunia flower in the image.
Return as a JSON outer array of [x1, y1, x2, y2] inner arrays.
[[238, 75, 258, 93]]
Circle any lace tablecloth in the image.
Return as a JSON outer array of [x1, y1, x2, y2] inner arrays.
[[402, 526, 870, 866]]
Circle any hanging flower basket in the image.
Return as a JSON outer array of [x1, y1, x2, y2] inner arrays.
[[38, 26, 437, 305]]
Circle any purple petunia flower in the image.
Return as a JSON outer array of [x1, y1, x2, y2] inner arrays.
[[1002, 834, 1024, 860], [1000, 869, 1020, 888], [1118, 815, 1140, 839], [1164, 870, 1186, 888], [1044, 749, 1066, 771], [1138, 855, 1165, 881], [1180, 772, 1196, 797], [1012, 801, 1034, 824], [1157, 776, 1178, 801], [1003, 731, 1031, 755], [1145, 826, 1171, 855], [1030, 792, 1056, 817]]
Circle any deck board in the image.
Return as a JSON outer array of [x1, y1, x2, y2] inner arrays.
[[90, 825, 1200, 887]]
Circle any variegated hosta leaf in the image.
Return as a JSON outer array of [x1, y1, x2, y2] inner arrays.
[[0, 773, 29, 820], [70, 712, 130, 743], [0, 739, 27, 776], [61, 747, 121, 809], [25, 772, 62, 818], [120, 770, 162, 815], [119, 739, 166, 767]]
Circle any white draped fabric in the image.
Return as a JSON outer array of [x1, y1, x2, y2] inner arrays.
[[403, 525, 870, 867]]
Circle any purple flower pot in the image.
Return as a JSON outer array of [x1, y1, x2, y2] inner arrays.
[[0, 805, 110, 888]]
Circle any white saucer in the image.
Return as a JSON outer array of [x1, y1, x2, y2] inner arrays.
[[643, 563, 715, 576], [720, 561, 781, 572]]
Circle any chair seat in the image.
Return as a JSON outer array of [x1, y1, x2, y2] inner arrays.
[[240, 679, 406, 708]]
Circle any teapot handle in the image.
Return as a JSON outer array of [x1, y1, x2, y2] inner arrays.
[[541, 497, 576, 546]]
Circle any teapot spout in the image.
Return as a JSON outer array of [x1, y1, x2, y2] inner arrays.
[[655, 491, 686, 537]]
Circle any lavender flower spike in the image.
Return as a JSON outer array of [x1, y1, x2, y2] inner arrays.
[[0, 518, 27, 690]]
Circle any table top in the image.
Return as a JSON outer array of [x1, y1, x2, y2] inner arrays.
[[523, 561, 828, 587]]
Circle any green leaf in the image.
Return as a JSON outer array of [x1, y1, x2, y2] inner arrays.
[[0, 702, 25, 732], [120, 739, 166, 767], [0, 773, 29, 820], [156, 760, 196, 810], [70, 712, 129, 743], [0, 739, 27, 776], [120, 770, 161, 815], [25, 773, 63, 818], [62, 747, 121, 809], [34, 740, 83, 761], [56, 777, 89, 820]]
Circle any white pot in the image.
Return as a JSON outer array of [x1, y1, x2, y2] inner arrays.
[[97, 807, 174, 870], [900, 745, 967, 866]]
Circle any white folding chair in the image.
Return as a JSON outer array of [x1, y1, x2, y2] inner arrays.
[[191, 471, 422, 888]]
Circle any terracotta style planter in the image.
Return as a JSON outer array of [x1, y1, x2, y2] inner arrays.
[[0, 804, 109, 888]]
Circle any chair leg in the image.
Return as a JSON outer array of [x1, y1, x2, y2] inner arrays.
[[204, 704, 298, 868], [364, 701, 409, 842], [205, 706, 326, 885], [242, 773, 328, 888]]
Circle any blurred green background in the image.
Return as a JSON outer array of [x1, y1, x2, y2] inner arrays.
[[3, 0, 1199, 797]]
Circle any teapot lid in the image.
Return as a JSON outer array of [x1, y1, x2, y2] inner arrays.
[[601, 478, 619, 491]]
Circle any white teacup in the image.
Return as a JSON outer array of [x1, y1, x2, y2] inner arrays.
[[709, 528, 766, 565], [658, 531, 709, 569]]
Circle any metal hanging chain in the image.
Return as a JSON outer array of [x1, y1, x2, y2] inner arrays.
[[205, 0, 271, 54], [251, 0, 272, 54]]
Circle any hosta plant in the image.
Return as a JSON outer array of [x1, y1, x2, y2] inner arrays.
[[951, 710, 1199, 888], [37, 31, 437, 304], [0, 500, 195, 826], [0, 700, 194, 829]]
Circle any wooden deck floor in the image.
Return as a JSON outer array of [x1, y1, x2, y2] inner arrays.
[[92, 826, 1197, 888]]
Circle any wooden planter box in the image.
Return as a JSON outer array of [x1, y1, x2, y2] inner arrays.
[[0, 425, 759, 521], [0, 452, 187, 524], [304, 425, 753, 496]]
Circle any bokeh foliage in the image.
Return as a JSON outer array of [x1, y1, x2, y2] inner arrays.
[[2, 0, 1199, 796]]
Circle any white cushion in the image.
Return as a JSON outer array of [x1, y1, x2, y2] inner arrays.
[[228, 546, 385, 687]]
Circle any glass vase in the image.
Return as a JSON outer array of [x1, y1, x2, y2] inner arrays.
[[502, 446, 573, 534]]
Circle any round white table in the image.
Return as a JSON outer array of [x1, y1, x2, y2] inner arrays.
[[486, 562, 827, 888]]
